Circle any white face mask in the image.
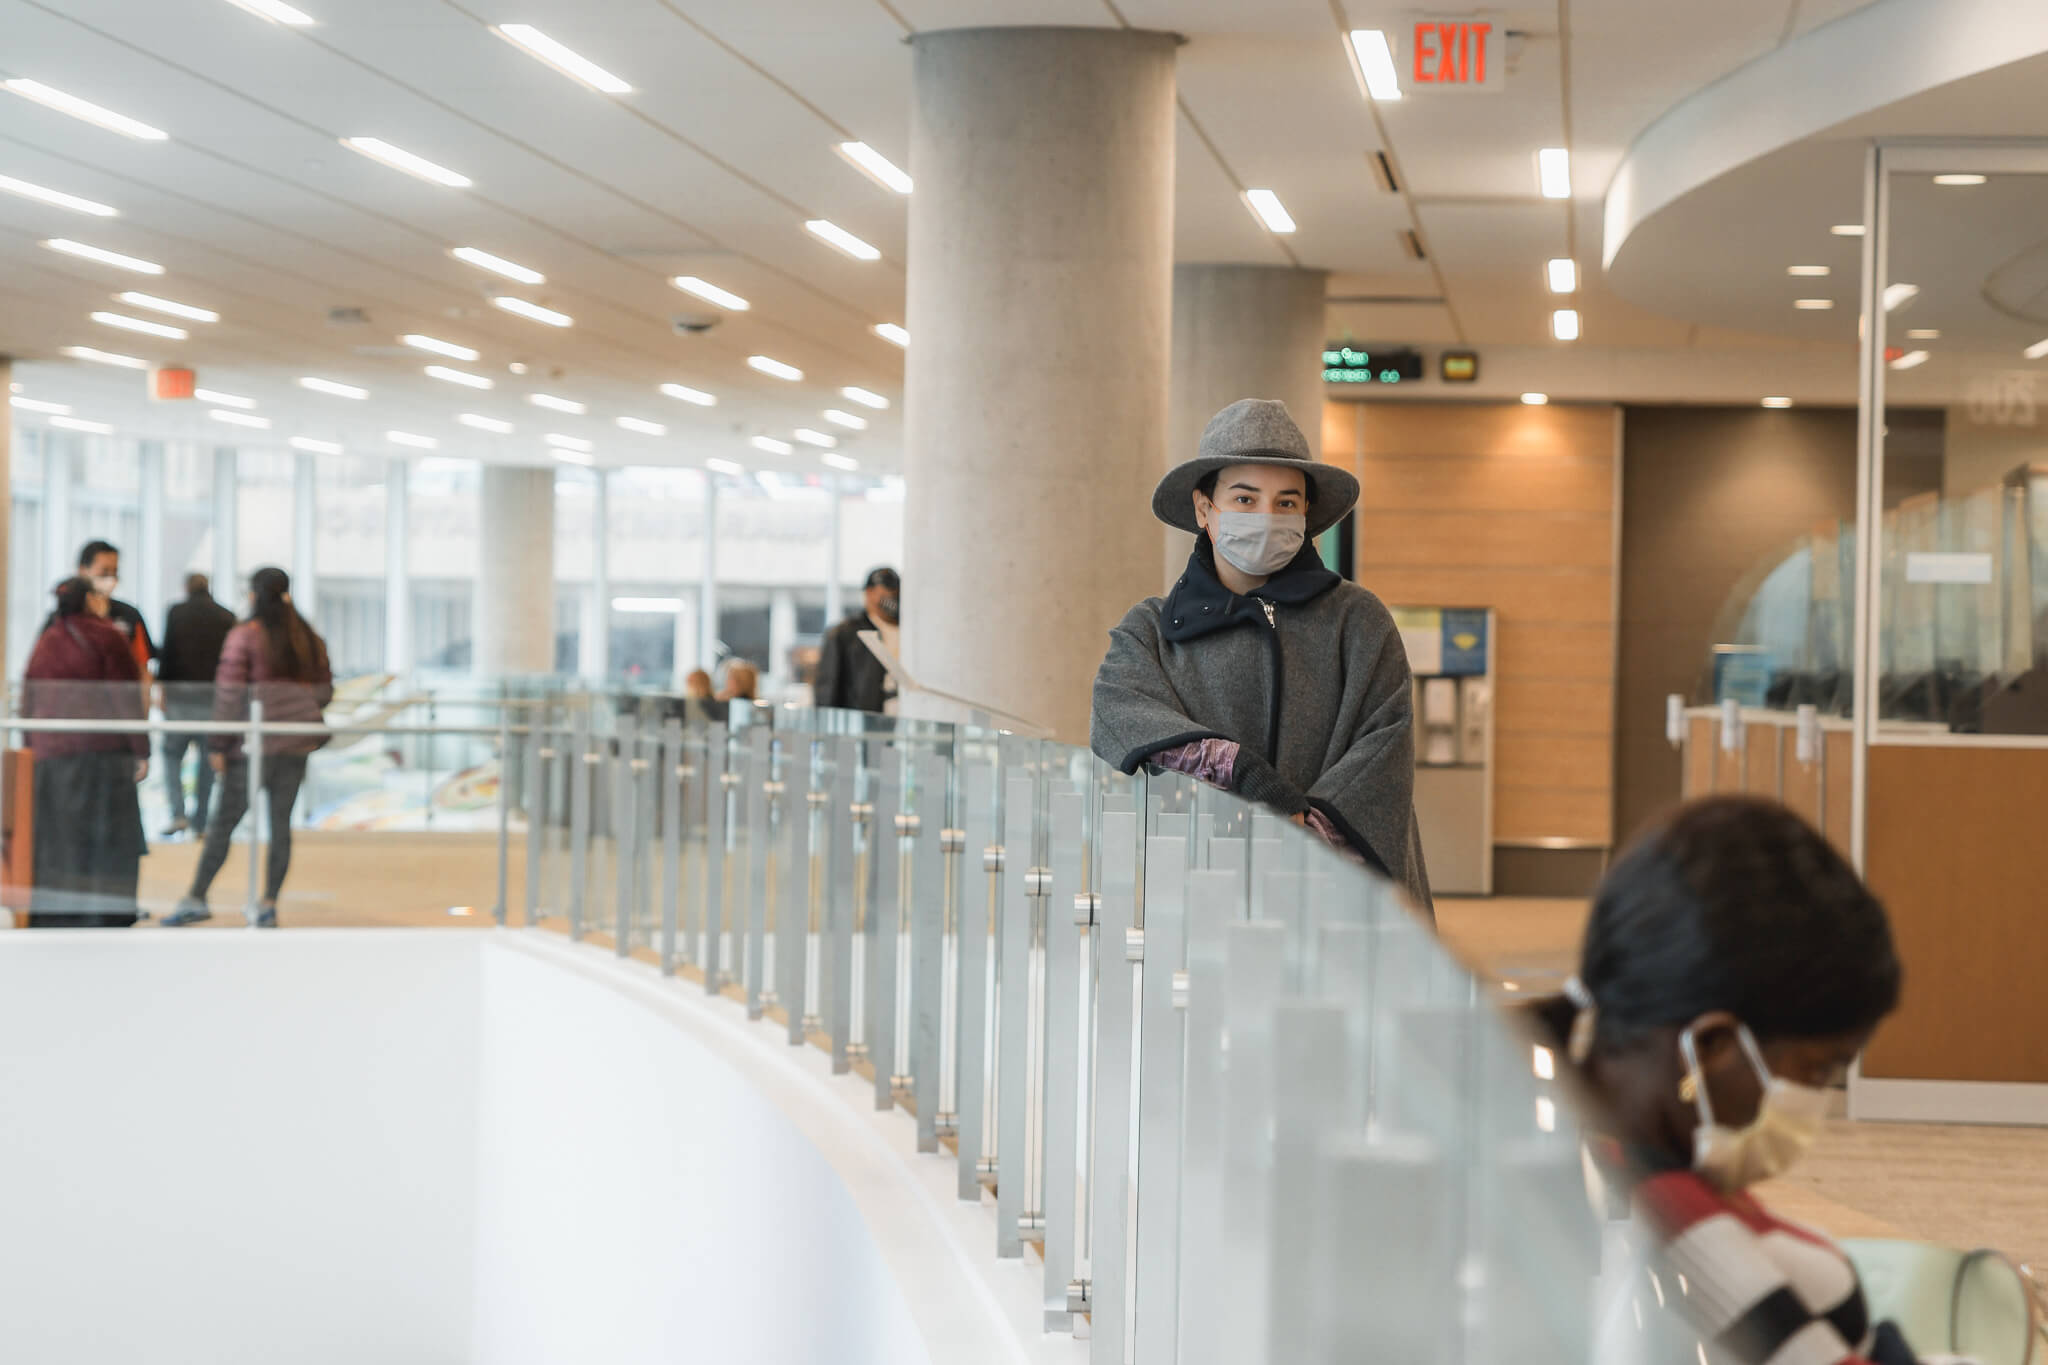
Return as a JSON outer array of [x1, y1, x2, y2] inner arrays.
[[1209, 510, 1306, 578], [91, 575, 118, 597], [1679, 1022, 1830, 1191]]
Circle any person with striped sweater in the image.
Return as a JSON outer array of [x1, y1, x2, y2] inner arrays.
[[1534, 797, 1918, 1365]]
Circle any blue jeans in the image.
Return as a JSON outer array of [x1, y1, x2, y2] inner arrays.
[[161, 728, 214, 829]]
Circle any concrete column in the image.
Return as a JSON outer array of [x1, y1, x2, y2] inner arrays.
[[474, 464, 556, 678], [211, 446, 237, 601], [579, 471, 610, 681], [1165, 265, 1330, 589], [768, 589, 797, 692], [903, 26, 1178, 742]]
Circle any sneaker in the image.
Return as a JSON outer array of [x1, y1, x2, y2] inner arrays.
[[253, 908, 277, 929], [162, 899, 211, 927], [160, 818, 189, 839]]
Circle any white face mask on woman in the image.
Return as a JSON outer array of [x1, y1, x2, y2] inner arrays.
[[1209, 510, 1306, 577], [1678, 1021, 1830, 1191]]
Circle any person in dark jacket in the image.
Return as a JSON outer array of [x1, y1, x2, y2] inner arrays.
[[1090, 399, 1431, 916], [164, 567, 334, 928], [814, 567, 899, 713], [156, 573, 238, 837], [20, 576, 150, 928]]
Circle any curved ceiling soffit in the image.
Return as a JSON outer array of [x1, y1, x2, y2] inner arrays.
[[1600, 0, 2048, 275], [1983, 238, 2048, 326]]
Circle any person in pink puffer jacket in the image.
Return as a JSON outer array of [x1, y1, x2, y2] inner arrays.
[[164, 567, 334, 928]]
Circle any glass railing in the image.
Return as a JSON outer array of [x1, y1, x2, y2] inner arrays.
[[1, 685, 1598, 1359]]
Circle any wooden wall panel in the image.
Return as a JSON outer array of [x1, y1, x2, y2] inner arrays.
[[1860, 746, 2048, 1084], [1744, 724, 1781, 798], [1780, 732, 1823, 830], [1823, 728, 1854, 859], [1714, 739, 1744, 792], [1686, 718, 1715, 798], [1344, 401, 1619, 851]]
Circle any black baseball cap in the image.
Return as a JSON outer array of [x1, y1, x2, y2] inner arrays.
[[864, 567, 900, 592]]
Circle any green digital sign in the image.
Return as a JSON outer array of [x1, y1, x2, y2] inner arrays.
[[1323, 345, 1425, 385]]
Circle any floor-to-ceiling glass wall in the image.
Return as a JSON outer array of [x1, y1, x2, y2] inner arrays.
[[314, 454, 389, 680], [407, 457, 478, 677]]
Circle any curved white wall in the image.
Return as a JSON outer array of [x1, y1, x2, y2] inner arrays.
[[0, 931, 1031, 1365]]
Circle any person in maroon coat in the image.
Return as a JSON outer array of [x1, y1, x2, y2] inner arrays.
[[165, 567, 333, 928], [20, 576, 150, 927]]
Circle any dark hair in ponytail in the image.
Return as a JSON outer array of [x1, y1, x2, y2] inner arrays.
[[248, 566, 324, 684], [1571, 797, 1900, 1055], [52, 576, 94, 619]]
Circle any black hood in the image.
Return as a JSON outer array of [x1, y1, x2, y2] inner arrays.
[[1159, 540, 1341, 644]]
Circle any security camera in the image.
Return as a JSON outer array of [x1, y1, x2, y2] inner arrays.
[[672, 313, 721, 335]]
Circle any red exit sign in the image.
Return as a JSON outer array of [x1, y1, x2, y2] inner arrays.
[[1411, 15, 1504, 92]]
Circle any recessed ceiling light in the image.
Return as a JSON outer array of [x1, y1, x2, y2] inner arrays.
[[841, 385, 889, 410], [299, 376, 368, 399], [616, 416, 666, 436], [44, 238, 160, 273], [1761, 396, 1794, 408], [1537, 147, 1571, 199], [1, 174, 118, 217], [1786, 265, 1831, 277], [750, 435, 793, 455], [194, 387, 254, 408], [835, 141, 913, 194], [223, 0, 314, 24], [92, 310, 186, 340], [507, 362, 529, 375], [4, 80, 166, 142], [63, 345, 146, 368], [211, 409, 271, 428], [1933, 173, 1987, 186], [705, 457, 744, 476], [793, 427, 836, 447], [529, 393, 585, 414], [452, 247, 544, 284], [289, 436, 343, 454], [492, 296, 572, 327], [672, 276, 749, 311], [822, 408, 867, 430], [1830, 223, 1865, 236], [118, 292, 217, 322], [551, 448, 594, 467], [458, 413, 514, 434], [491, 24, 631, 94], [821, 452, 860, 472], [545, 432, 594, 452], [1905, 329, 1941, 340], [401, 333, 479, 361], [660, 382, 716, 406], [804, 219, 880, 261], [1794, 298, 1835, 310], [425, 364, 492, 389], [386, 430, 438, 449], [872, 322, 908, 348], [49, 415, 115, 434], [2024, 338, 2048, 360], [1520, 392, 1549, 405], [341, 137, 472, 188], [1346, 29, 1402, 101], [747, 355, 803, 381], [10, 396, 70, 415], [1546, 258, 1576, 293], [1890, 350, 1930, 370], [1242, 189, 1297, 234], [1882, 282, 1919, 311], [1551, 308, 1580, 341]]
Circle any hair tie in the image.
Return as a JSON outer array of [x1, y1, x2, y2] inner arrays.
[[1563, 975, 1598, 1065]]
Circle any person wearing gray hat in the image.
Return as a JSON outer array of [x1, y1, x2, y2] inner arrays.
[[1090, 398, 1431, 917]]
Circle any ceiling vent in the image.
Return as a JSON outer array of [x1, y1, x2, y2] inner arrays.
[[1368, 150, 1401, 194], [1398, 229, 1427, 261], [326, 306, 371, 327]]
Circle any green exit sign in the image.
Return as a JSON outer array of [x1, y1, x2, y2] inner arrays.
[[1323, 345, 1425, 384]]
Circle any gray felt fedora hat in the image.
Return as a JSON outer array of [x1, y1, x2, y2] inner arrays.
[[1151, 398, 1360, 537]]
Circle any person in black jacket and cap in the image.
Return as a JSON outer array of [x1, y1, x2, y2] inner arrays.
[[1090, 398, 1431, 917], [156, 573, 238, 836], [814, 567, 900, 714]]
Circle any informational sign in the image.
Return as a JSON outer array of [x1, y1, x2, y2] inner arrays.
[[1440, 351, 1478, 382], [151, 367, 196, 400], [1439, 608, 1489, 675], [1713, 647, 1772, 707], [1408, 15, 1504, 92], [1391, 606, 1491, 677], [1391, 606, 1444, 675], [1323, 345, 1425, 385]]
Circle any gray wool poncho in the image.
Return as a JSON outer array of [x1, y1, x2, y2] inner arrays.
[[1090, 545, 1433, 919]]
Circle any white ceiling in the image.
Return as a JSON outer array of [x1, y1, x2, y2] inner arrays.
[[0, 0, 1899, 470]]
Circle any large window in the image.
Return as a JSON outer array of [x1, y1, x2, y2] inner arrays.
[[609, 467, 706, 683], [236, 449, 295, 580], [408, 458, 478, 675], [315, 454, 389, 679], [554, 467, 599, 677], [7, 427, 46, 677], [161, 443, 215, 617]]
